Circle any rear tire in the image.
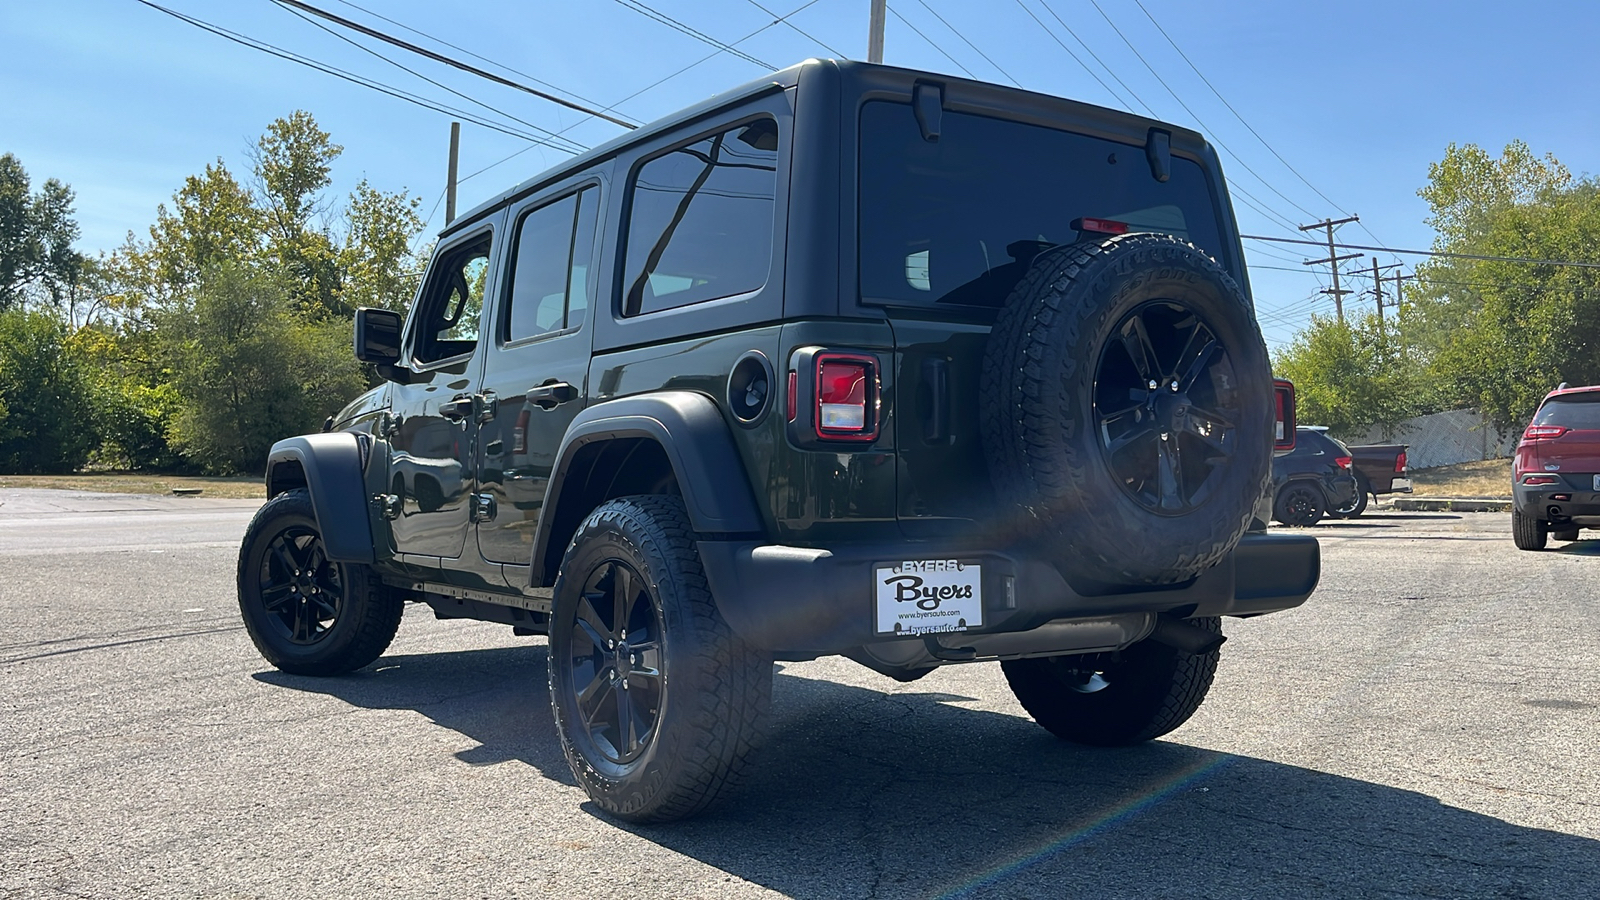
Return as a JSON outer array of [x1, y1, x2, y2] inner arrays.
[[1329, 476, 1369, 518], [1274, 482, 1326, 526], [236, 489, 404, 676], [1513, 509, 1548, 551], [549, 495, 771, 823], [1002, 618, 1221, 746]]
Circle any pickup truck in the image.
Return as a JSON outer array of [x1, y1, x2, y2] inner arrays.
[[1330, 443, 1411, 518]]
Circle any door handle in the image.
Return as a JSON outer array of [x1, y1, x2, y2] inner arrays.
[[440, 396, 474, 422], [526, 382, 578, 410]]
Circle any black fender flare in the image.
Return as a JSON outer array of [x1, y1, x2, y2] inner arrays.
[[264, 433, 376, 564], [531, 391, 765, 583]]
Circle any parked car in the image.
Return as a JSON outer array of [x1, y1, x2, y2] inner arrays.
[[235, 58, 1321, 823], [1271, 427, 1360, 526], [1327, 442, 1411, 518], [1512, 384, 1600, 550]]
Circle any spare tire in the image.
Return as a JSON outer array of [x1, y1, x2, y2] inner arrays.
[[981, 233, 1272, 586]]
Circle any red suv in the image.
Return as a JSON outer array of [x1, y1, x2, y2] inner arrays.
[[1512, 385, 1600, 549]]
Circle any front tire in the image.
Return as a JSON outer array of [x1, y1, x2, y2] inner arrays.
[[1513, 509, 1548, 550], [236, 489, 404, 676], [1002, 618, 1221, 746], [549, 495, 771, 823]]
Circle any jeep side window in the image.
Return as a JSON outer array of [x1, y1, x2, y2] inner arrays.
[[505, 187, 600, 342], [621, 117, 778, 317], [414, 234, 491, 364]]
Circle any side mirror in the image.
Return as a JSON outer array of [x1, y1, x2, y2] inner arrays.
[[355, 307, 412, 383], [1273, 378, 1297, 453]]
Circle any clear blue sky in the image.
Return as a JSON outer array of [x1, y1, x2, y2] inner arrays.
[[5, 0, 1599, 349]]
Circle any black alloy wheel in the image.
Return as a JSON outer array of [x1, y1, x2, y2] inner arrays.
[[257, 526, 344, 645], [1094, 301, 1241, 516], [1275, 483, 1325, 527], [565, 559, 666, 767]]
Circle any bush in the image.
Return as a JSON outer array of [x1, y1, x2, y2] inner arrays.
[[0, 308, 99, 473]]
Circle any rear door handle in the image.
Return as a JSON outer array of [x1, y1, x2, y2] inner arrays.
[[440, 396, 474, 422], [526, 382, 578, 410]]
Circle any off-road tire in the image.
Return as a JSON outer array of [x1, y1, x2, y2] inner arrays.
[[236, 489, 404, 676], [1274, 482, 1326, 527], [1553, 526, 1580, 542], [1513, 509, 1548, 550], [1002, 617, 1221, 746], [549, 495, 771, 823], [981, 233, 1273, 586], [1329, 475, 1369, 518]]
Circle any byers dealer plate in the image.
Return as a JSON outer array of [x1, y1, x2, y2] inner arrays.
[[874, 560, 982, 636]]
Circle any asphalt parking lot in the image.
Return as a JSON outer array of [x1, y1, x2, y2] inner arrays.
[[2, 488, 1597, 899]]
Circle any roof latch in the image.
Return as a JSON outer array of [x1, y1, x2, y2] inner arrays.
[[913, 82, 943, 142], [1145, 128, 1172, 183]]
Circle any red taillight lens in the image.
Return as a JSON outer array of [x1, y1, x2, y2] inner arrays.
[[814, 354, 878, 441], [512, 409, 530, 454], [1524, 424, 1569, 440], [1522, 474, 1559, 485], [786, 371, 798, 423], [1072, 216, 1130, 235], [1273, 378, 1296, 451], [1335, 455, 1352, 470], [1395, 450, 1407, 473]]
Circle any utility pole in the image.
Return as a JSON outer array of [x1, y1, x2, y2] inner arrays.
[[1299, 215, 1360, 323], [1368, 256, 1401, 325], [868, 0, 885, 63], [445, 121, 460, 225], [1389, 269, 1415, 314]]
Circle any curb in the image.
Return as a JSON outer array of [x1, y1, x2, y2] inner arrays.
[[1393, 497, 1511, 513]]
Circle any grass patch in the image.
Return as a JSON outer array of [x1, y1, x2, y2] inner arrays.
[[0, 473, 266, 499], [1407, 457, 1511, 498]]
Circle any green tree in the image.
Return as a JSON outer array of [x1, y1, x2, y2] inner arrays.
[[339, 179, 425, 312], [1274, 312, 1421, 437], [1401, 141, 1600, 429], [0, 308, 99, 472], [0, 153, 87, 311]]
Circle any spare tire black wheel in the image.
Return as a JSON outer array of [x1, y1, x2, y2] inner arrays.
[[981, 233, 1273, 586]]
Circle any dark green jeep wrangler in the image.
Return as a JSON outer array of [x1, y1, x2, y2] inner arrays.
[[237, 59, 1319, 822]]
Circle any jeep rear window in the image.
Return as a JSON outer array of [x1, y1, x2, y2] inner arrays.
[[858, 101, 1226, 309], [1534, 394, 1600, 429], [621, 117, 780, 317]]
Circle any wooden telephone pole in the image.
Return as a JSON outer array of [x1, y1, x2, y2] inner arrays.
[[1299, 216, 1360, 322], [445, 121, 461, 224], [868, 0, 885, 63]]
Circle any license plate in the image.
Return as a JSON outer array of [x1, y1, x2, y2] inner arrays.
[[875, 560, 982, 636]]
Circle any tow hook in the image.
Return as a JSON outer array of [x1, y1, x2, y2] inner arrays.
[[1148, 616, 1226, 655]]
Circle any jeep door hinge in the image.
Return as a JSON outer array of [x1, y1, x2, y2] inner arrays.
[[372, 493, 402, 520], [475, 390, 498, 424], [469, 492, 497, 523]]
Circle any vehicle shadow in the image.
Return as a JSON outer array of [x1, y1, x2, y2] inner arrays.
[[1554, 539, 1600, 556], [259, 649, 1600, 900]]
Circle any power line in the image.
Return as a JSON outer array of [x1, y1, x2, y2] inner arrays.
[[885, 4, 978, 78], [742, 0, 844, 57], [132, 0, 580, 150], [1011, 0, 1137, 111], [276, 0, 639, 128], [1127, 0, 1394, 253], [610, 0, 774, 69], [327, 0, 618, 115], [912, 0, 1022, 86], [1243, 235, 1600, 271], [271, 1, 589, 155], [1034, 0, 1156, 116], [1081, 0, 1320, 226]]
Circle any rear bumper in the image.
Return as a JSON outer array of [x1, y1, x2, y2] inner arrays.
[[699, 531, 1320, 654], [1515, 481, 1600, 522], [1375, 476, 1412, 494]]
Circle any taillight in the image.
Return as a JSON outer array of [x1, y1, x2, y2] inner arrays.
[[815, 354, 879, 441], [1334, 455, 1352, 470], [512, 409, 530, 454], [1523, 474, 1559, 485], [1524, 424, 1569, 440], [1273, 378, 1296, 451], [786, 371, 798, 423], [1072, 216, 1130, 235], [1395, 450, 1407, 473]]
